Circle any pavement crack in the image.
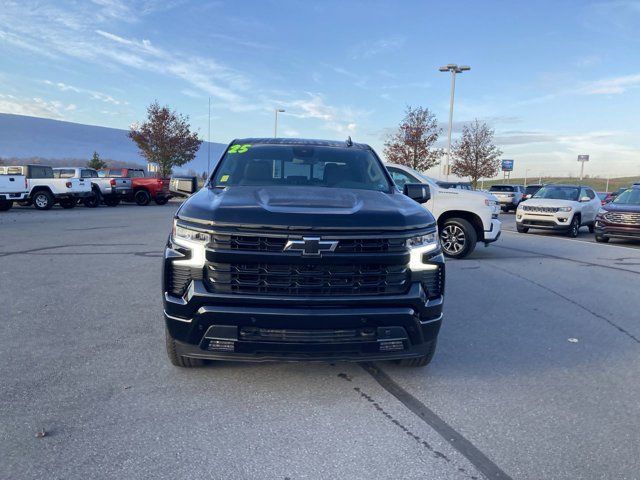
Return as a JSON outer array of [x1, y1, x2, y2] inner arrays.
[[485, 263, 640, 344], [0, 243, 146, 257]]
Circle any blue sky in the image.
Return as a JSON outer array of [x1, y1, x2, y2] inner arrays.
[[1, 0, 639, 179]]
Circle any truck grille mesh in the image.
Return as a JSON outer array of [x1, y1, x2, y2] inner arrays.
[[522, 206, 559, 213], [209, 235, 406, 253], [166, 264, 202, 297], [421, 267, 445, 299], [206, 262, 409, 296]]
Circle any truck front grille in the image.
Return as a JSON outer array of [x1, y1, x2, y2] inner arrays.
[[603, 212, 640, 225], [209, 235, 406, 253], [239, 327, 374, 343], [206, 262, 409, 296], [522, 206, 559, 214]]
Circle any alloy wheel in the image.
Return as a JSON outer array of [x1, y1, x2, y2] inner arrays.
[[441, 225, 466, 255]]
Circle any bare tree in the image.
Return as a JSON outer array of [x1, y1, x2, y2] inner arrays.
[[451, 119, 502, 188], [383, 106, 442, 171], [129, 101, 202, 177]]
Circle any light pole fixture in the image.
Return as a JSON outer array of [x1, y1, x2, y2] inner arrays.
[[439, 64, 470, 180], [274, 108, 285, 138], [524, 168, 532, 187]]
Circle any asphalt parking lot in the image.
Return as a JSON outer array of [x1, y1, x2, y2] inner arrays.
[[2, 205, 640, 480]]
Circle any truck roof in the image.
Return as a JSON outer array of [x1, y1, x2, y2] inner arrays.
[[231, 137, 371, 150]]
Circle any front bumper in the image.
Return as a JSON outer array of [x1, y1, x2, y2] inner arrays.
[[483, 218, 502, 242], [163, 244, 444, 363], [516, 212, 573, 230], [595, 221, 640, 240]]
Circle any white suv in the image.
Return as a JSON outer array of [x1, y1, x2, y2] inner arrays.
[[516, 184, 601, 237]]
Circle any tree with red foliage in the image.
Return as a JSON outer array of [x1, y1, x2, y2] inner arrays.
[[383, 106, 442, 171], [129, 101, 202, 177]]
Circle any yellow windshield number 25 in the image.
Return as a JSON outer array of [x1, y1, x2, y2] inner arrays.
[[228, 144, 251, 154]]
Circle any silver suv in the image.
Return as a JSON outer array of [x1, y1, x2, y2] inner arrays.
[[489, 184, 525, 212]]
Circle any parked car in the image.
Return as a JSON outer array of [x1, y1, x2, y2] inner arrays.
[[54, 167, 133, 207], [595, 185, 640, 243], [99, 168, 171, 206], [386, 164, 501, 258], [523, 184, 544, 200], [0, 164, 91, 210], [164, 138, 445, 368], [0, 169, 29, 211], [436, 181, 472, 190], [516, 184, 601, 237], [607, 187, 628, 203], [489, 184, 525, 211]]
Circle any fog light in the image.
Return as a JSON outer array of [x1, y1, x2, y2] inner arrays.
[[558, 218, 567, 223], [516, 215, 522, 220], [207, 340, 235, 352], [379, 340, 404, 352]]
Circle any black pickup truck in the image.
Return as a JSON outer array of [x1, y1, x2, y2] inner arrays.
[[163, 138, 445, 367]]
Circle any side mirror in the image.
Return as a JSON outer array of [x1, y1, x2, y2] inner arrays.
[[403, 183, 431, 204], [579, 196, 590, 202]]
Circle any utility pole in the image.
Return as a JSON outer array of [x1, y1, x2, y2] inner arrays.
[[207, 97, 211, 176], [439, 64, 470, 181], [274, 108, 285, 138]]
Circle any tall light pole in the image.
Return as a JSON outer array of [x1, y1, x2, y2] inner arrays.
[[274, 108, 285, 138], [524, 168, 531, 187], [439, 64, 470, 180]]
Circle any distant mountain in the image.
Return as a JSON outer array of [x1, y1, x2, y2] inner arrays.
[[0, 113, 226, 174]]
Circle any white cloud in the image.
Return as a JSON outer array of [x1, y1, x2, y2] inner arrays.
[[0, 93, 75, 119], [578, 73, 640, 94], [43, 80, 127, 105]]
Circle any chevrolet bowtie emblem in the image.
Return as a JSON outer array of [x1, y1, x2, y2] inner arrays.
[[283, 237, 338, 256]]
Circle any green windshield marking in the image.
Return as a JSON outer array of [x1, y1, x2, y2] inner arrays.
[[228, 144, 252, 154]]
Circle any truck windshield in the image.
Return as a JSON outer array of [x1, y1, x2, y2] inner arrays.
[[533, 186, 580, 201], [613, 188, 640, 205], [211, 145, 391, 192]]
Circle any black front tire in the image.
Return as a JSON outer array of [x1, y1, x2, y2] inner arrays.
[[595, 235, 609, 243], [440, 218, 477, 259], [134, 190, 151, 206], [32, 191, 54, 210], [154, 197, 169, 205], [588, 222, 595, 233], [83, 191, 101, 208], [568, 216, 580, 238], [516, 224, 529, 233], [397, 340, 437, 367], [0, 200, 13, 211], [166, 328, 205, 368]]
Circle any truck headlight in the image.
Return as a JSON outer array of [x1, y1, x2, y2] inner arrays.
[[407, 232, 440, 271], [557, 207, 572, 212], [597, 208, 607, 216], [172, 221, 210, 244], [484, 199, 497, 206]]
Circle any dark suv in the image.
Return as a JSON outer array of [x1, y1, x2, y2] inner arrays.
[[163, 138, 445, 368], [595, 186, 640, 243]]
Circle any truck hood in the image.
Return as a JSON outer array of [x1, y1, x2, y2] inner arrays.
[[178, 186, 435, 231], [520, 198, 577, 208]]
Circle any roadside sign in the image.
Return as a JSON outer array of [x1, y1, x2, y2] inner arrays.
[[501, 159, 514, 172], [578, 155, 589, 162]]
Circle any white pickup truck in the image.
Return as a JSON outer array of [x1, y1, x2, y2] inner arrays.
[[53, 167, 133, 207], [386, 163, 501, 258], [0, 164, 91, 210], [0, 172, 29, 211]]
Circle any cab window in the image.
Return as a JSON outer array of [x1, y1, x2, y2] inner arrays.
[[388, 168, 419, 188]]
